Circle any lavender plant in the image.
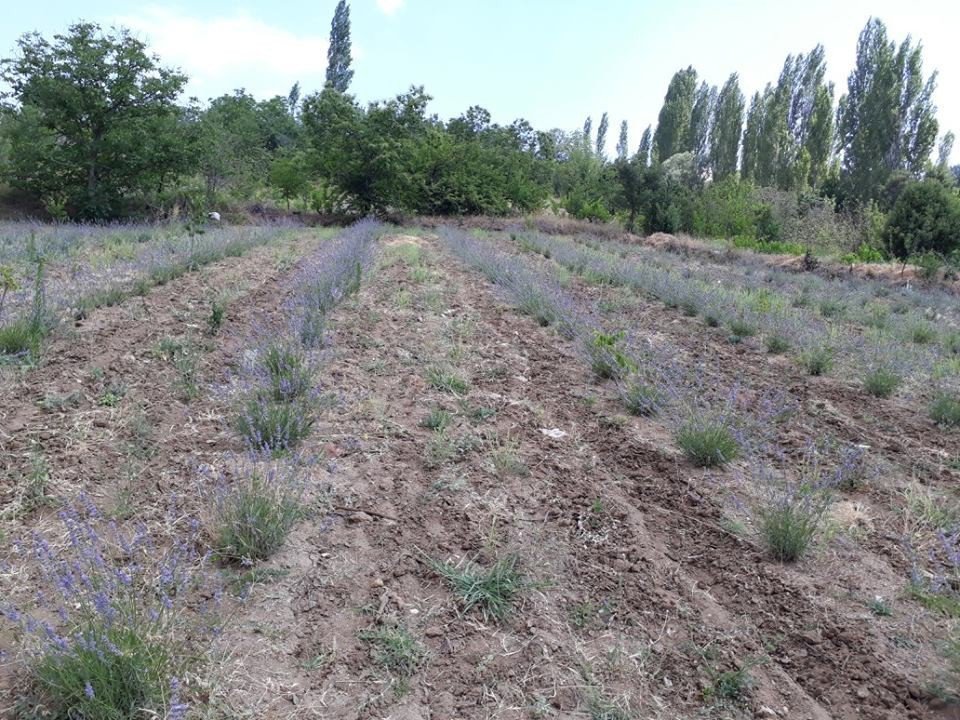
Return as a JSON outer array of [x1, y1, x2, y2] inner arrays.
[[0, 499, 205, 718], [209, 459, 303, 564]]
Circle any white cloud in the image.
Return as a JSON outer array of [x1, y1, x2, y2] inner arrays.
[[376, 0, 405, 16], [114, 6, 330, 101]]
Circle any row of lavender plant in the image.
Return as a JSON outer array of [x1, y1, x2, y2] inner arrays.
[[440, 225, 873, 565], [578, 232, 960, 357], [229, 218, 382, 456], [0, 222, 296, 360], [507, 229, 958, 411]]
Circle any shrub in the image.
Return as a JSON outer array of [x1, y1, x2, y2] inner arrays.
[[420, 408, 452, 431], [585, 331, 635, 380], [617, 374, 665, 416], [765, 334, 791, 354], [1, 501, 199, 719], [862, 367, 902, 398], [753, 448, 838, 562], [212, 466, 302, 564], [801, 345, 834, 376], [885, 178, 960, 259], [728, 317, 756, 339], [206, 300, 225, 336], [931, 395, 960, 427], [432, 554, 526, 622], [426, 366, 469, 395], [675, 417, 740, 467], [233, 394, 315, 453], [259, 341, 313, 402]]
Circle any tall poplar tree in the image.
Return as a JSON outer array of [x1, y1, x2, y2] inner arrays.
[[616, 120, 629, 161], [595, 112, 609, 158], [637, 125, 653, 166], [837, 18, 938, 201], [653, 67, 698, 162], [710, 73, 744, 181], [689, 81, 717, 177], [325, 0, 354, 92]]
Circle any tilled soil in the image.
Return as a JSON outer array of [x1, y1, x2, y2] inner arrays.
[[1, 231, 957, 719], [207, 235, 956, 719]]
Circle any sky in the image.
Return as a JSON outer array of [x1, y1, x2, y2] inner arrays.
[[2, 0, 959, 163]]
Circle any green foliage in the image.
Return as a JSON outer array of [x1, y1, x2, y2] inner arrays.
[[325, 0, 354, 92], [1, 23, 190, 218], [34, 623, 174, 720], [675, 419, 739, 467], [586, 331, 635, 380], [206, 299, 225, 336], [801, 345, 834, 376], [213, 471, 301, 563], [710, 74, 745, 181], [358, 624, 426, 692], [420, 407, 452, 431], [426, 366, 469, 394], [862, 367, 902, 398], [433, 554, 526, 622], [838, 19, 939, 203], [884, 178, 960, 259], [269, 154, 309, 208], [232, 396, 315, 453], [653, 67, 699, 161], [930, 395, 960, 427]]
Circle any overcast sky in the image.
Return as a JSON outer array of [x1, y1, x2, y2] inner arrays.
[[3, 0, 958, 162]]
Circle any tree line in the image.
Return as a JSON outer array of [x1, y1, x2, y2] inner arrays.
[[0, 6, 958, 260]]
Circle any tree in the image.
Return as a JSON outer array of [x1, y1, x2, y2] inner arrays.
[[637, 125, 653, 167], [616, 120, 629, 162], [884, 177, 960, 258], [710, 74, 744, 182], [287, 81, 301, 117], [325, 0, 354, 92], [582, 116, 593, 151], [1, 22, 189, 218], [689, 81, 717, 178], [653, 67, 698, 162], [269, 154, 309, 208], [938, 131, 955, 169], [595, 112, 609, 158], [837, 18, 938, 202], [741, 91, 764, 182]]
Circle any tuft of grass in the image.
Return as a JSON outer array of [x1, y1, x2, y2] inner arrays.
[[765, 334, 791, 354], [173, 346, 201, 400], [213, 470, 302, 564], [617, 375, 663, 416], [819, 299, 846, 319], [868, 595, 893, 617], [358, 624, 426, 696], [0, 319, 43, 358], [727, 317, 756, 339], [930, 395, 960, 427], [707, 665, 753, 703], [423, 432, 456, 468], [704, 314, 720, 328], [862, 367, 902, 398], [757, 494, 824, 562], [801, 345, 833, 376], [426, 366, 469, 395], [675, 419, 739, 468], [206, 299, 225, 336], [586, 693, 632, 720], [97, 382, 127, 407], [489, 444, 528, 477], [432, 554, 526, 622], [420, 407, 452, 431], [910, 323, 937, 345]]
